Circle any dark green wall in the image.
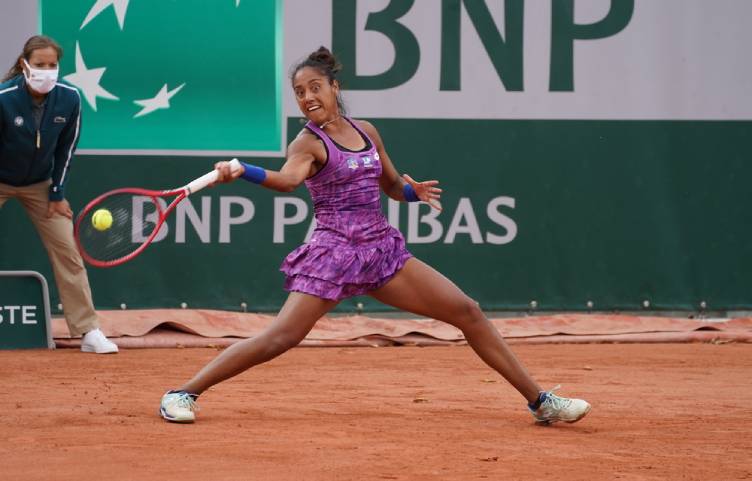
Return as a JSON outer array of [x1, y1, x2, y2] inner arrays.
[[2, 118, 750, 312]]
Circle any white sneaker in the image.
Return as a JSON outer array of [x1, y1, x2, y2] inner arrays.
[[530, 385, 591, 425], [160, 391, 199, 423], [81, 328, 119, 354]]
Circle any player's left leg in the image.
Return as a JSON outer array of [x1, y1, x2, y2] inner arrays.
[[370, 258, 541, 403], [370, 257, 591, 424]]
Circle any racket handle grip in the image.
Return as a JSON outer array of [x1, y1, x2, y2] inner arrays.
[[185, 158, 243, 195]]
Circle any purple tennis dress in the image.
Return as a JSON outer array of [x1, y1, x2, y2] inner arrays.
[[280, 117, 412, 301]]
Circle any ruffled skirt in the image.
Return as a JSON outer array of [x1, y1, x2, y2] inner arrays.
[[280, 227, 412, 301]]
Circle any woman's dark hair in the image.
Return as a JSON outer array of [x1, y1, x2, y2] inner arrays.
[[2, 35, 63, 82], [290, 46, 346, 114]]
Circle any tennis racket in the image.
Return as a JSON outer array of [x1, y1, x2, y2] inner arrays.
[[74, 158, 242, 268]]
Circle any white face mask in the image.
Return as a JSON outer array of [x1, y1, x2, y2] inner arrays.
[[23, 59, 58, 94]]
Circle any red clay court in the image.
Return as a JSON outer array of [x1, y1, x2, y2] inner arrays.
[[2, 313, 751, 481]]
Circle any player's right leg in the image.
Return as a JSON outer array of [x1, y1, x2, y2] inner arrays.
[[160, 292, 337, 422]]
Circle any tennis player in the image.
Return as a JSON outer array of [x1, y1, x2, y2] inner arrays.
[[160, 47, 590, 425]]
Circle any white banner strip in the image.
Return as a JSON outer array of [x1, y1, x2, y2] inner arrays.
[[284, 0, 752, 120]]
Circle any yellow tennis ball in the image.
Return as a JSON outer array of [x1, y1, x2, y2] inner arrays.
[[92, 209, 113, 231]]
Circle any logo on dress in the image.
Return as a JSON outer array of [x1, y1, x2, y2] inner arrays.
[[362, 156, 373, 168], [347, 157, 359, 170], [14, 116, 24, 127]]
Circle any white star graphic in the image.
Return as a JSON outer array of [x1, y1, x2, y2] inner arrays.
[[63, 42, 119, 111], [133, 84, 186, 118], [81, 0, 131, 30]]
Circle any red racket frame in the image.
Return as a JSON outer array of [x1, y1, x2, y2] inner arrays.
[[74, 187, 187, 268]]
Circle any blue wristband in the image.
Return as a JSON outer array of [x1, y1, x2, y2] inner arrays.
[[403, 183, 420, 202], [240, 161, 267, 184]]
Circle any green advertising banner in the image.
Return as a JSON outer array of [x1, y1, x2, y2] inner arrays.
[[2, 1, 750, 314], [0, 272, 54, 349], [2, 119, 751, 313], [40, 0, 282, 155]]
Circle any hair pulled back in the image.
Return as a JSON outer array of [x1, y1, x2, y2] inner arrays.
[[2, 35, 62, 82], [290, 46, 346, 114]]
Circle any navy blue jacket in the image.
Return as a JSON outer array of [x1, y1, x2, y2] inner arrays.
[[0, 75, 82, 201]]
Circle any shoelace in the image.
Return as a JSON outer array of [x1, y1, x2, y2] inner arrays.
[[541, 385, 572, 410], [173, 393, 200, 412]]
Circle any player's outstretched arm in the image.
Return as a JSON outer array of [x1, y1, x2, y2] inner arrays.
[[212, 134, 320, 193], [359, 120, 442, 211]]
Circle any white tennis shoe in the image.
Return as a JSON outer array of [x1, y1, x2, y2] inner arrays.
[[80, 328, 119, 354], [160, 391, 199, 423], [530, 385, 591, 425]]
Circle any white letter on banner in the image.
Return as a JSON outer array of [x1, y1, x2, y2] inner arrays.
[[176, 197, 211, 244], [486, 196, 517, 245], [132, 196, 169, 243], [22, 305, 37, 324], [387, 198, 400, 229], [5, 305, 20, 324], [407, 202, 443, 244], [274, 197, 308, 243], [445, 198, 483, 244], [303, 218, 317, 243], [219, 196, 254, 243]]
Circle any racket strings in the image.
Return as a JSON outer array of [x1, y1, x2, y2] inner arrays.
[[77, 193, 165, 263]]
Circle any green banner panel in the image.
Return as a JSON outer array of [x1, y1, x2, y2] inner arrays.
[[1, 119, 750, 312], [40, 0, 282, 154], [0, 272, 54, 349]]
